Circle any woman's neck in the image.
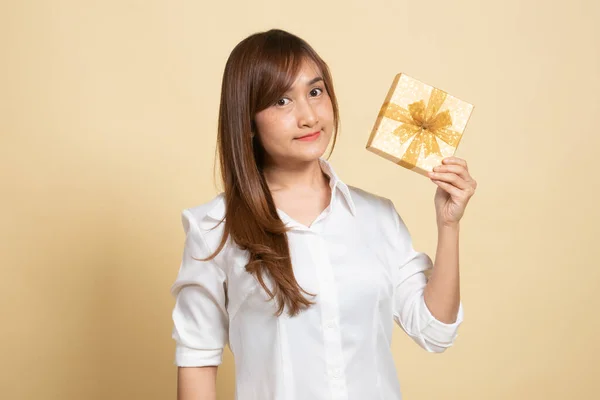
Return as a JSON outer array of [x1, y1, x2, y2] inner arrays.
[[262, 158, 329, 193]]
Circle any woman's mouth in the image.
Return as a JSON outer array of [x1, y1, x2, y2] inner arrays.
[[295, 131, 321, 141]]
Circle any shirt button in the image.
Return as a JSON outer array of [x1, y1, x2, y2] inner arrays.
[[325, 318, 336, 329], [331, 367, 342, 379]]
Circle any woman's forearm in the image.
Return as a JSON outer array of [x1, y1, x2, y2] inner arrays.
[[423, 222, 461, 324], [177, 366, 218, 400]]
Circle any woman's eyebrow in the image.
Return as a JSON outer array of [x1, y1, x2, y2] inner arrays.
[[284, 76, 324, 95], [291, 77, 323, 89], [306, 76, 324, 85]]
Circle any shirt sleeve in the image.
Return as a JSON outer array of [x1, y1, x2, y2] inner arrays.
[[386, 198, 464, 353], [170, 209, 229, 367]]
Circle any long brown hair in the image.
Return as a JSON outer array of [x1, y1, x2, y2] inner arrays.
[[197, 29, 340, 318]]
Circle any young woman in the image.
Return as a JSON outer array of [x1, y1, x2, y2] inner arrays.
[[171, 29, 477, 400]]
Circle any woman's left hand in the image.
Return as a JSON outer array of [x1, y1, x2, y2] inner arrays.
[[427, 157, 477, 227]]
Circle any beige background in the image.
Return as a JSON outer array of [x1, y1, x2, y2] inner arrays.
[[1, 0, 599, 399]]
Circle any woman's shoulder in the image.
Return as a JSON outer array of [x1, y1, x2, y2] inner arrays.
[[181, 193, 227, 252], [184, 192, 226, 224]]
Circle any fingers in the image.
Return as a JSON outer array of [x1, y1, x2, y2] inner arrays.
[[430, 178, 463, 198], [442, 157, 468, 171], [431, 164, 470, 182], [428, 157, 477, 196], [428, 169, 471, 190]]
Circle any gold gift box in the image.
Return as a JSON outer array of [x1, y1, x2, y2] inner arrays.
[[366, 73, 474, 177]]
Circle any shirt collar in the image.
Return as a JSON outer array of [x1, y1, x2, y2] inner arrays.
[[318, 157, 356, 217], [206, 157, 356, 221]]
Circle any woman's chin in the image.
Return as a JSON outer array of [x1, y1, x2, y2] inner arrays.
[[294, 143, 329, 161]]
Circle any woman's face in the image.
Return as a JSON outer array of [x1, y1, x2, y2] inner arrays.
[[253, 58, 334, 166]]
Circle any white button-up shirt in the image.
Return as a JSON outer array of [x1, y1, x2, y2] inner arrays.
[[170, 158, 464, 400]]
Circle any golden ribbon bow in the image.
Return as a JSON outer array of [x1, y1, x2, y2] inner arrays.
[[380, 88, 462, 168]]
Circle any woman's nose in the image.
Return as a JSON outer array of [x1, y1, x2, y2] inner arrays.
[[296, 100, 318, 127]]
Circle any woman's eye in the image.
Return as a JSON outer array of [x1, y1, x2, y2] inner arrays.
[[275, 88, 323, 107], [310, 87, 324, 97]]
